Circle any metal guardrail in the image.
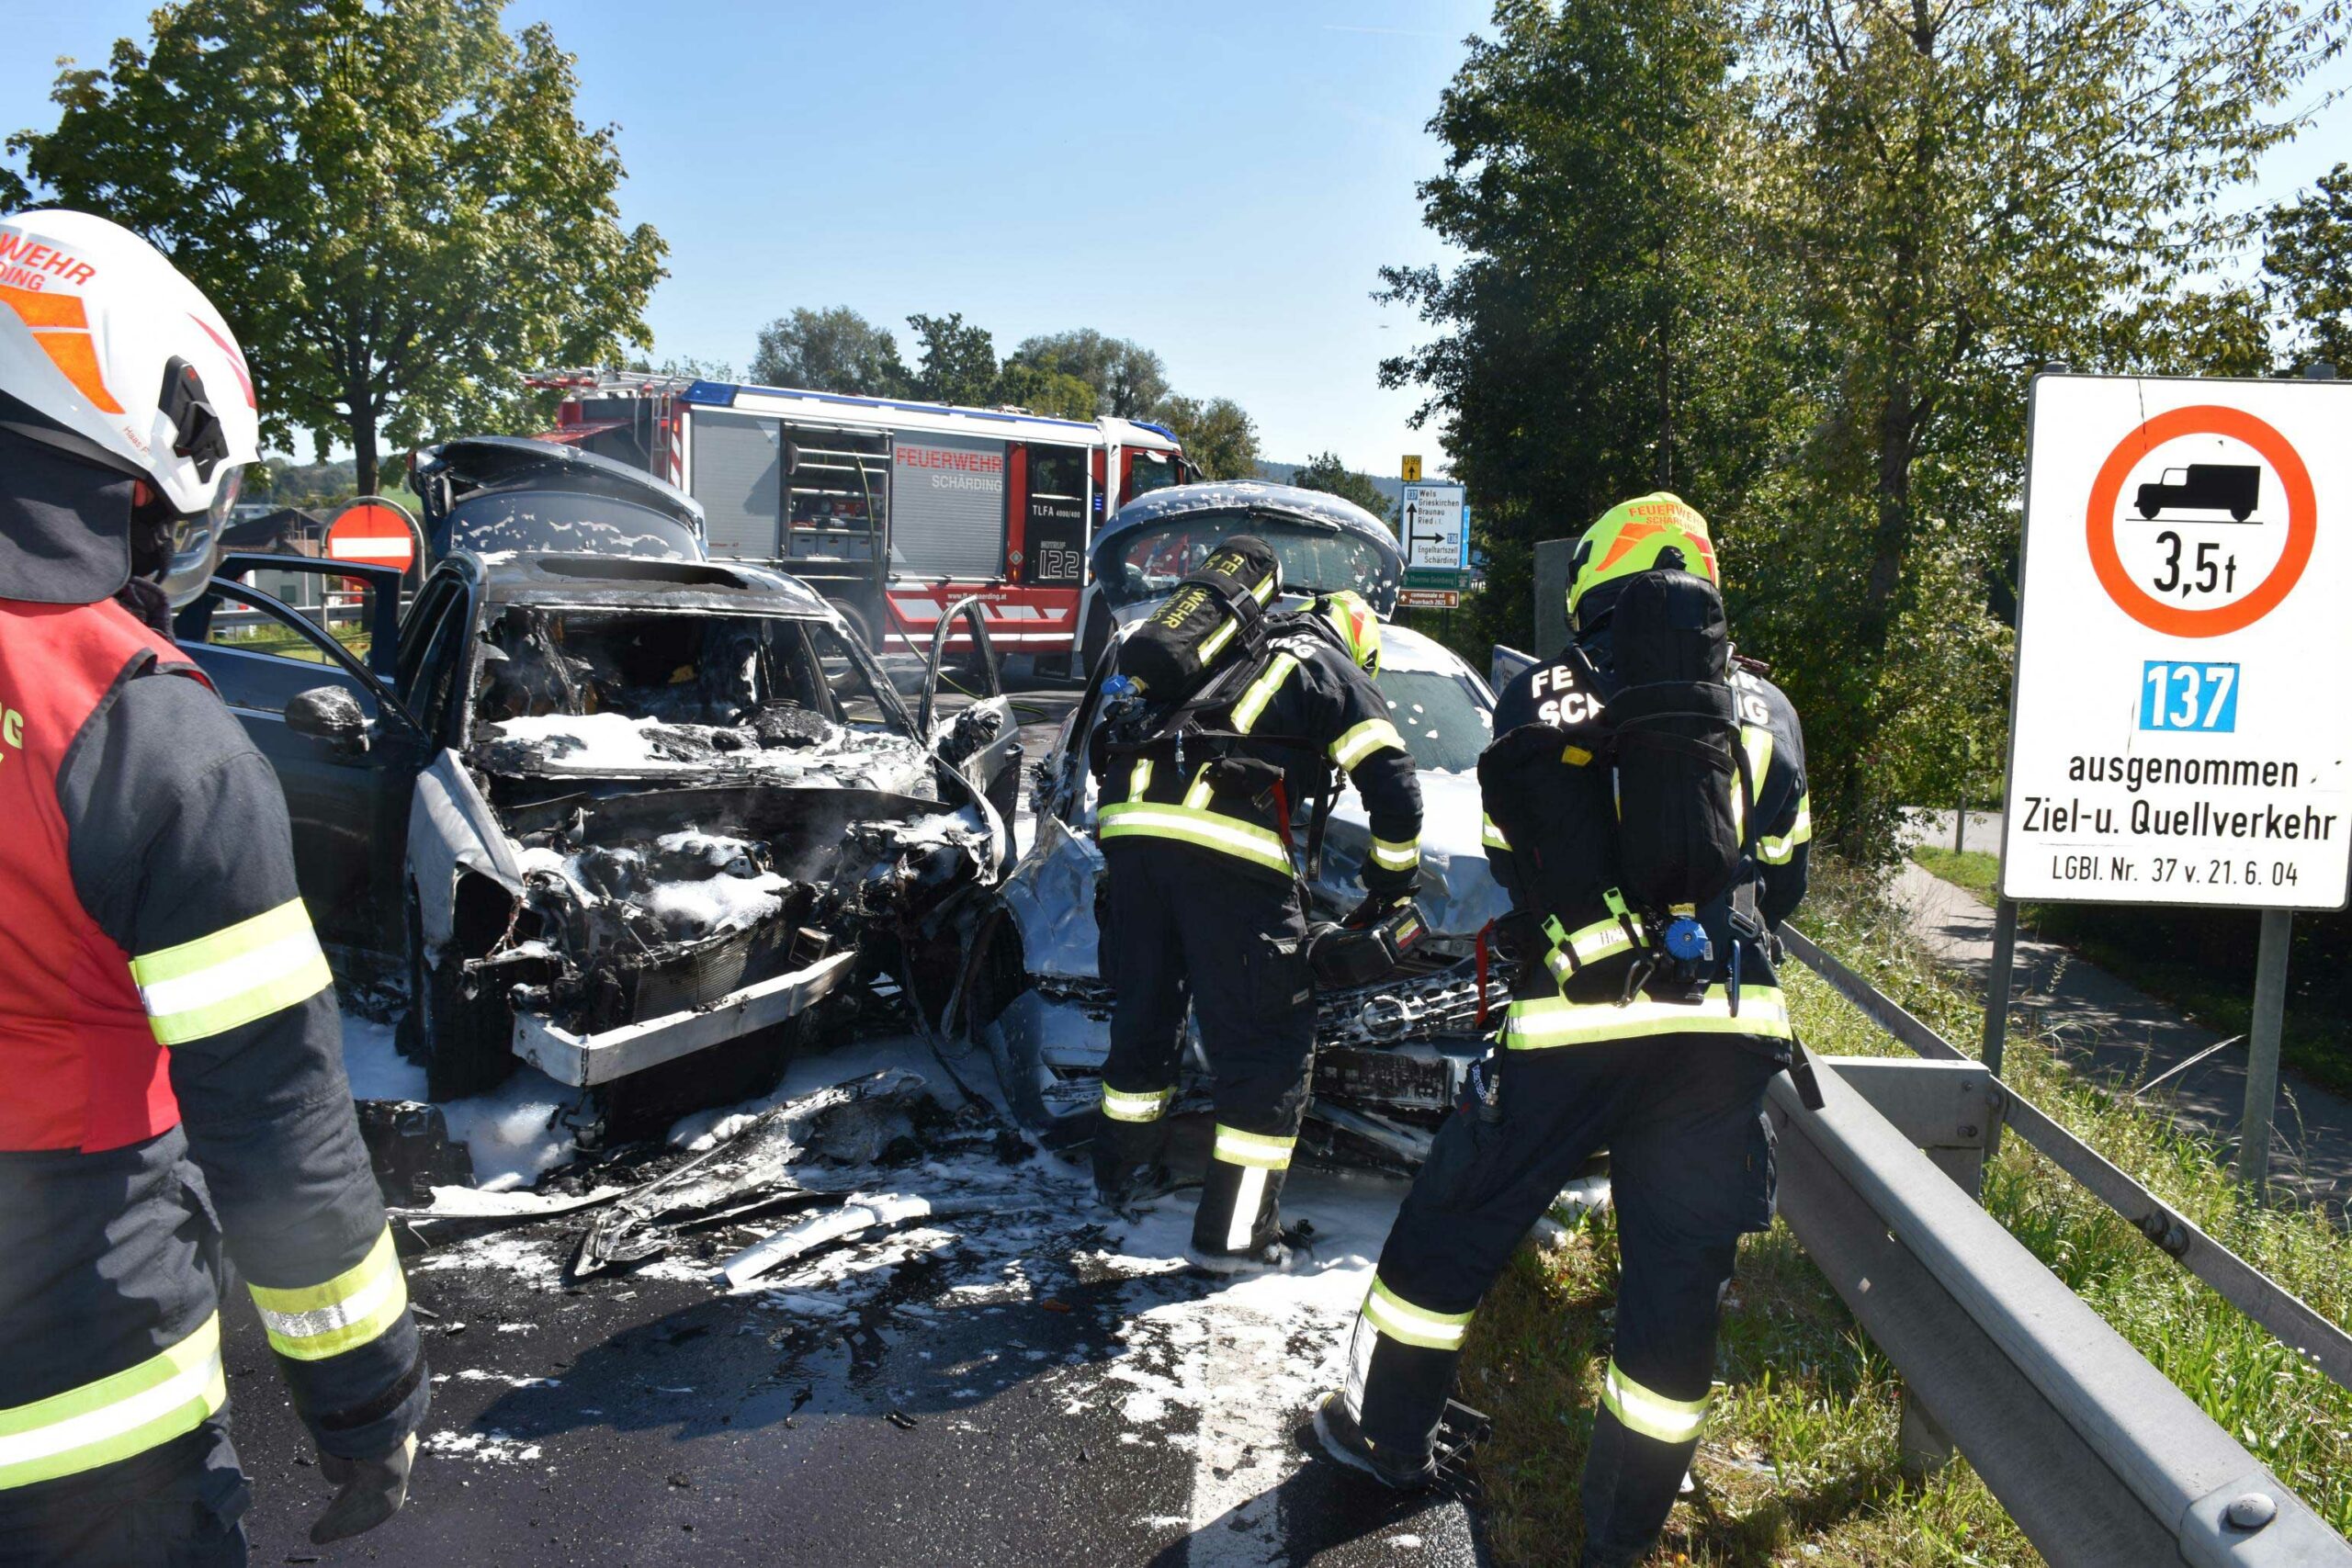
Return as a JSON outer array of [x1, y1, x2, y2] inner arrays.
[[1779, 924, 2352, 1394], [1774, 1055, 2350, 1565]]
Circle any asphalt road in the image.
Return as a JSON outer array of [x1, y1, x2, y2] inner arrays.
[[232, 663, 1488, 1568], [230, 1090, 1485, 1567]]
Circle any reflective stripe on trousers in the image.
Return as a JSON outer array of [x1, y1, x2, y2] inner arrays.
[[1503, 985, 1791, 1049], [0, 1313, 226, 1490], [246, 1225, 408, 1362], [1101, 1083, 1175, 1123], [1600, 1359, 1712, 1444], [1358, 1275, 1473, 1351], [1210, 1124, 1296, 1252]]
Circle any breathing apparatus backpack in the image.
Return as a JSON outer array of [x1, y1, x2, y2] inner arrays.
[[1090, 545, 1425, 989], [1477, 568, 1754, 1003], [1112, 536, 1282, 702]]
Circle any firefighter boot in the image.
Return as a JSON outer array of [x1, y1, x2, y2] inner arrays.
[[1314, 1393, 1439, 1490], [1092, 1093, 1177, 1214], [1186, 1126, 1297, 1273]]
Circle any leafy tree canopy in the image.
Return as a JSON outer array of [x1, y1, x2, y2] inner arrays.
[[1387, 0, 2342, 854], [1287, 451, 1396, 522], [750, 306, 908, 397], [12, 0, 666, 495], [992, 362, 1101, 422], [1010, 328, 1170, 419], [1154, 395, 1260, 480], [2267, 163, 2352, 372], [906, 310, 998, 405]]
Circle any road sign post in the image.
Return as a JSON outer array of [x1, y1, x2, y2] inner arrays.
[[1998, 370, 2352, 1190]]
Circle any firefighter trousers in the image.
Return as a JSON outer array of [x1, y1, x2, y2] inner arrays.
[[0, 1417, 250, 1568], [1342, 1034, 1780, 1568], [1094, 840, 1316, 1258]]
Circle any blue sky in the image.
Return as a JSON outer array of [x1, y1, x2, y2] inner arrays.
[[4, 2, 2346, 474]]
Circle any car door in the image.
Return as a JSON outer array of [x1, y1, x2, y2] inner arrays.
[[174, 558, 429, 954], [919, 596, 1023, 829]]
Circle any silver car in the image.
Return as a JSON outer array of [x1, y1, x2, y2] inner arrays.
[[957, 483, 1510, 1170]]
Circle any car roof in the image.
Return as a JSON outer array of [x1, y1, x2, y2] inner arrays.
[[451, 549, 836, 616], [1092, 480, 1400, 561], [413, 434, 707, 532]]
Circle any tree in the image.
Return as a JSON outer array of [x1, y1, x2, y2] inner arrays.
[[1384, 0, 2342, 855], [2267, 164, 2352, 372], [0, 164, 27, 210], [1011, 328, 1170, 418], [1153, 395, 1260, 480], [627, 353, 738, 383], [750, 306, 908, 396], [991, 361, 1101, 422], [1377, 0, 1781, 674], [906, 310, 998, 405], [1288, 452, 1396, 522], [1744, 0, 2340, 849], [13, 0, 666, 495]]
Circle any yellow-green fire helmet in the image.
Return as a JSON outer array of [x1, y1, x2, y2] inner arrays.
[[1567, 491, 1720, 628]]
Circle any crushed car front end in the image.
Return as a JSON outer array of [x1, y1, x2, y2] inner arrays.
[[410, 554, 1006, 1100]]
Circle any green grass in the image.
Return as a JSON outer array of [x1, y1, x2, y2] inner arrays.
[[1908, 846, 1999, 902], [1464, 860, 2352, 1565], [209, 620, 373, 667], [1905, 846, 2352, 1100]]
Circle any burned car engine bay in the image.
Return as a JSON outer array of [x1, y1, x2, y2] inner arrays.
[[416, 588, 1003, 1114]]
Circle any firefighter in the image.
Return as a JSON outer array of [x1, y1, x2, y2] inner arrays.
[[1091, 584, 1423, 1272], [1315, 494, 1811, 1568], [0, 210, 427, 1564]]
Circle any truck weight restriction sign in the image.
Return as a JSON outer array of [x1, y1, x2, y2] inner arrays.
[[2002, 372, 2352, 909]]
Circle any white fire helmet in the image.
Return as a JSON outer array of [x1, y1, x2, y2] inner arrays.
[[0, 209, 260, 605]]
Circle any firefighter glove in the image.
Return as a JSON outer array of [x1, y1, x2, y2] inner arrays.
[[310, 1432, 417, 1545]]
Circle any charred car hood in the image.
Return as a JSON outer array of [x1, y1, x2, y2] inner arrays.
[[471, 710, 944, 797]]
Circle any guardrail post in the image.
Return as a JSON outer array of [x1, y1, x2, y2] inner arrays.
[[2236, 908, 2291, 1195], [1982, 898, 2018, 1081], [1827, 1055, 2001, 1478]]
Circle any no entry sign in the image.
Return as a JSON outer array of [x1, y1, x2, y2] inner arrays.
[[2001, 372, 2352, 909], [324, 499, 419, 573]]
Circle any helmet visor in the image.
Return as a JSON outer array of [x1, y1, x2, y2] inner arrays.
[[160, 462, 242, 609]]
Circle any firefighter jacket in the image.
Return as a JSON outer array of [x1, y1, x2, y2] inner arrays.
[[1481, 637, 1812, 1055], [1094, 627, 1424, 892], [0, 596, 427, 1495]]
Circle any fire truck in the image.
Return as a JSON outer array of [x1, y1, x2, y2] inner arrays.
[[526, 370, 1192, 658]]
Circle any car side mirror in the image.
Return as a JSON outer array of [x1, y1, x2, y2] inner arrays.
[[285, 685, 370, 755]]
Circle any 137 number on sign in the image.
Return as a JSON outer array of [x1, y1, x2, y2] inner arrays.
[[2140, 660, 2240, 732]]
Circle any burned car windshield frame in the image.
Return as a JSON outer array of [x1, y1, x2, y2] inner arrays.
[[449, 596, 920, 764], [1091, 512, 1404, 612]]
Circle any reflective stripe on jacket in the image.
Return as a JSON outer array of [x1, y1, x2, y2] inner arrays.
[[1095, 630, 1422, 886]]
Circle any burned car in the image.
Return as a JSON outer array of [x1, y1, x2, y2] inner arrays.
[[960, 483, 1510, 1171], [410, 433, 707, 561], [177, 549, 1021, 1105]]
